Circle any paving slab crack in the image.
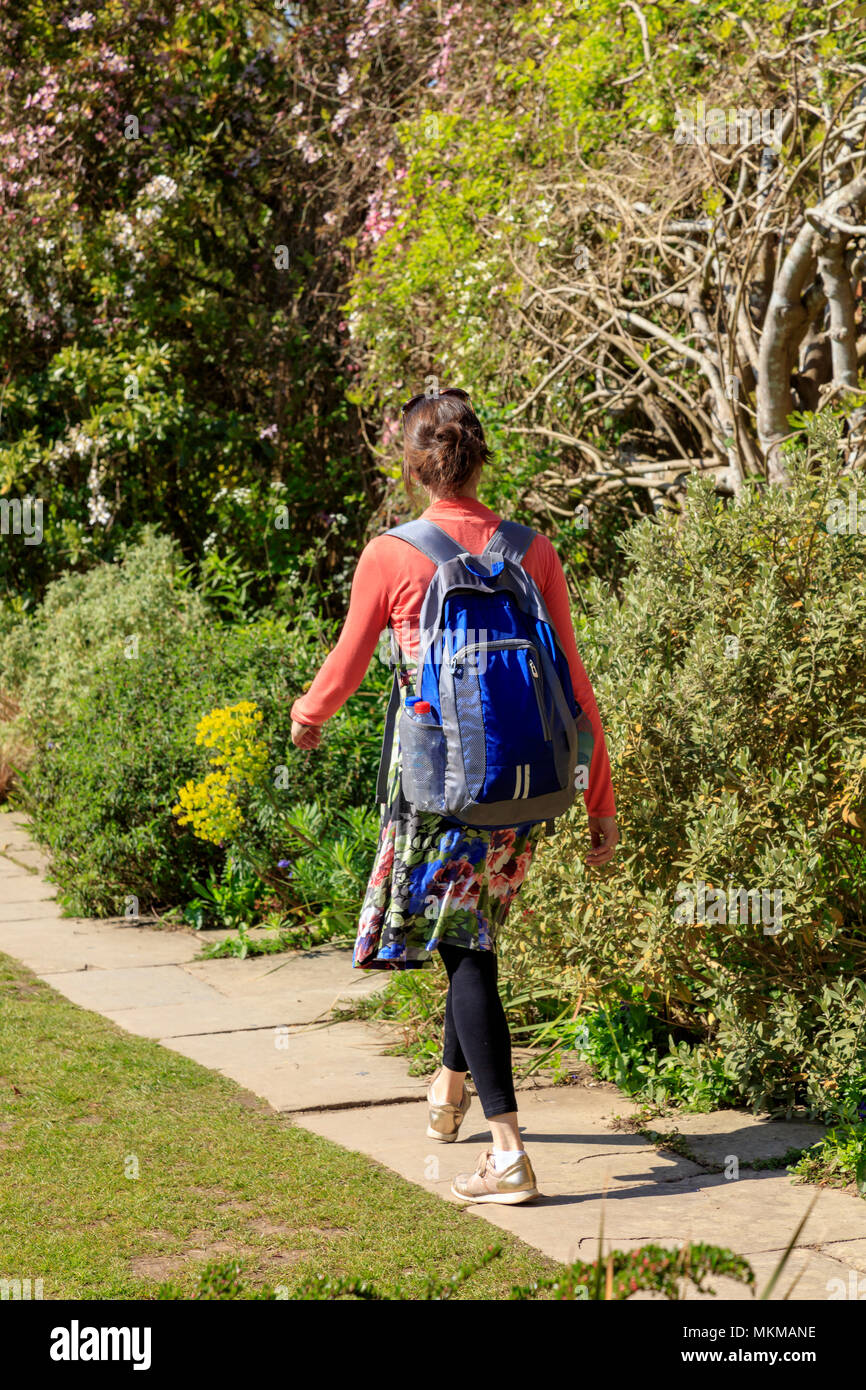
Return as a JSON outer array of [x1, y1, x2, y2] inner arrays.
[[37, 959, 201, 974], [157, 1020, 340, 1039], [567, 1147, 660, 1164], [0, 850, 39, 874], [286, 1095, 425, 1115]]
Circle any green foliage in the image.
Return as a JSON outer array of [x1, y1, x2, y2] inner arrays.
[[514, 412, 866, 1118], [10, 535, 388, 915], [183, 800, 380, 952], [0, 527, 207, 726], [344, 0, 826, 583], [511, 1241, 754, 1301], [159, 1239, 755, 1300], [564, 986, 740, 1111], [267, 802, 380, 937], [182, 858, 262, 933], [790, 1125, 866, 1196], [196, 918, 313, 960], [0, 0, 369, 608], [790, 1089, 866, 1195]]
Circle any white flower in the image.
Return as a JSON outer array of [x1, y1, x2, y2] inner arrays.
[[141, 174, 178, 202], [136, 204, 162, 226], [290, 101, 305, 117], [336, 68, 351, 95], [66, 11, 95, 31], [53, 424, 95, 460], [87, 464, 111, 527], [295, 133, 322, 164], [332, 109, 349, 133]]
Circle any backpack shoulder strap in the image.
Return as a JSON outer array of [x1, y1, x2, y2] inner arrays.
[[385, 518, 464, 565], [483, 518, 536, 563]]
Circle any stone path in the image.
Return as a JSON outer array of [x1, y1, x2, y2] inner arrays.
[[3, 808, 865, 1300]]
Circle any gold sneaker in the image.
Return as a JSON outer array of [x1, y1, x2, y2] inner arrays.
[[451, 1148, 539, 1204], [426, 1068, 472, 1143]]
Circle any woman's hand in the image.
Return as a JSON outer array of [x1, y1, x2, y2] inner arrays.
[[585, 815, 619, 867], [291, 719, 322, 750]]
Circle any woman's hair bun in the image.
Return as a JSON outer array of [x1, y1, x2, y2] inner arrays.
[[402, 393, 492, 497], [433, 419, 466, 448]]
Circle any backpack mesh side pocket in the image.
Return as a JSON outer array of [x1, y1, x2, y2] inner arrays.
[[398, 711, 448, 813]]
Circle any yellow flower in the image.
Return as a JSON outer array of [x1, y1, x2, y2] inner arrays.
[[194, 701, 268, 784], [173, 701, 270, 844], [172, 770, 245, 844]]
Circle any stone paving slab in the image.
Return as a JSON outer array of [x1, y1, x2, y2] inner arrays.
[[0, 850, 51, 877], [1, 872, 59, 903], [182, 946, 388, 1017], [39, 963, 220, 1011], [666, 1110, 826, 1167], [295, 1086, 866, 1297], [0, 820, 41, 851], [0, 899, 65, 922], [298, 1091, 703, 1201], [818, 1239, 866, 1278], [165, 1019, 424, 1110], [0, 918, 199, 973], [102, 999, 324, 1040]]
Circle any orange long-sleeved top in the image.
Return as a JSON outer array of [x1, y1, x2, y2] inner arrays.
[[291, 495, 616, 818]]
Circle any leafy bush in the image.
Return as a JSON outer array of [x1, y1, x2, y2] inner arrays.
[[170, 698, 380, 934], [512, 412, 866, 1119], [0, 528, 207, 727], [267, 802, 380, 937], [12, 541, 389, 914], [789, 1090, 866, 1195], [558, 986, 739, 1112], [182, 857, 264, 934]]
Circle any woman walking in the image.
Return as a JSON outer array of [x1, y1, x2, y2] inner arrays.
[[291, 388, 618, 1205]]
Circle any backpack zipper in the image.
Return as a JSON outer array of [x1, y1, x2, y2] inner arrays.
[[450, 637, 535, 668], [527, 656, 552, 742], [450, 639, 551, 741]]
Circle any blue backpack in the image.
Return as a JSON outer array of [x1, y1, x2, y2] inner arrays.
[[375, 517, 594, 831]]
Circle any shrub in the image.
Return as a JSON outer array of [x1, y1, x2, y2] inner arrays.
[[170, 698, 380, 939], [0, 527, 208, 728], [513, 412, 866, 1119], [13, 554, 388, 914]]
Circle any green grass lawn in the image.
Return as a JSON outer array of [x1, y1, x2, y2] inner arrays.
[[0, 952, 559, 1300]]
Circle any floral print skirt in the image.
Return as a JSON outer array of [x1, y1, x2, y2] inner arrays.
[[353, 717, 544, 970]]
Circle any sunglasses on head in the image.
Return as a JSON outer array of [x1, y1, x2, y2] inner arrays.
[[400, 386, 471, 417]]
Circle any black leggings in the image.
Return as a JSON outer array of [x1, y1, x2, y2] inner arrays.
[[438, 942, 517, 1119]]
